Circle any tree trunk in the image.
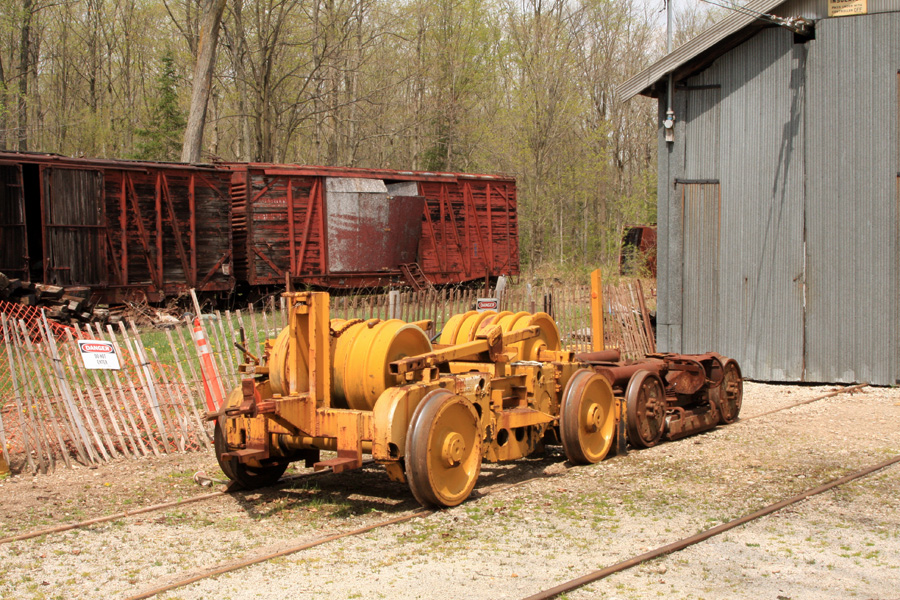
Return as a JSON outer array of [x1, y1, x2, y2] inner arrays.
[[181, 0, 226, 164], [17, 0, 33, 152], [0, 54, 7, 150]]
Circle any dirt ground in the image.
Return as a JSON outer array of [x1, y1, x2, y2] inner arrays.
[[0, 382, 898, 600]]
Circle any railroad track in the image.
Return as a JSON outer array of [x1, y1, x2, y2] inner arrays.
[[113, 383, 885, 600], [0, 461, 376, 545], [0, 383, 887, 600], [121, 443, 899, 600], [521, 453, 900, 600], [0, 383, 868, 548]]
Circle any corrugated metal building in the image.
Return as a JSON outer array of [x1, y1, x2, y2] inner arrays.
[[619, 0, 900, 385]]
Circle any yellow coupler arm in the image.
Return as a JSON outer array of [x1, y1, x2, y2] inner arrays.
[[390, 326, 541, 376]]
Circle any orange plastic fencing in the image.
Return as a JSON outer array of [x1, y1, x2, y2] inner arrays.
[[0, 299, 78, 343], [0, 312, 218, 473]]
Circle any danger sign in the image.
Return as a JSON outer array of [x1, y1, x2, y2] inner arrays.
[[77, 339, 121, 370], [476, 298, 499, 312]]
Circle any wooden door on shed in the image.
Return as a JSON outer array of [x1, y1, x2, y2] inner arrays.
[[41, 167, 107, 286], [678, 85, 722, 353], [0, 163, 28, 280], [679, 181, 720, 353]]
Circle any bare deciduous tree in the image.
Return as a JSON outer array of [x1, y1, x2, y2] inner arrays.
[[181, 0, 226, 163]]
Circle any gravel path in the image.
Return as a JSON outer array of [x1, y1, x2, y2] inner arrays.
[[0, 382, 897, 600]]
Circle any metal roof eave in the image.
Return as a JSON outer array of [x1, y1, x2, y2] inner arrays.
[[618, 0, 788, 102]]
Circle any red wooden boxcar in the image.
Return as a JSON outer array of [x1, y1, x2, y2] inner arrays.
[[0, 154, 519, 301], [227, 163, 519, 289], [0, 152, 233, 301]]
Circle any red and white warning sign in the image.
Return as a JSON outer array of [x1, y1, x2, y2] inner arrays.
[[77, 340, 121, 370], [475, 298, 499, 312]]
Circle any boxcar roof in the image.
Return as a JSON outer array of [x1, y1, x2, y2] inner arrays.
[[225, 162, 516, 184], [0, 150, 223, 172]]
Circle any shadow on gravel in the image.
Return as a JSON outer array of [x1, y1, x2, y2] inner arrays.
[[224, 446, 571, 519]]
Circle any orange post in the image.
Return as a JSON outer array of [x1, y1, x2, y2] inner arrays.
[[193, 318, 224, 412]]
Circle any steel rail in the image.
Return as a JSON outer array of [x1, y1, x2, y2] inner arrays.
[[121, 450, 900, 600], [120, 469, 556, 600], [738, 383, 868, 422], [0, 490, 226, 545], [122, 509, 434, 600], [0, 461, 374, 545], [520, 453, 900, 600]]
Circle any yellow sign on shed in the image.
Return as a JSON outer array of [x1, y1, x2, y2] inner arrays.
[[829, 0, 867, 16]]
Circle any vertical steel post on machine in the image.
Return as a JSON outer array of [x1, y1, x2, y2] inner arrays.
[[591, 268, 604, 352]]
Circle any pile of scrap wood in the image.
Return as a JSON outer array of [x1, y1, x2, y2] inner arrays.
[[0, 273, 119, 325]]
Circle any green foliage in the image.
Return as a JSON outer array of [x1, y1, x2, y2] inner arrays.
[[133, 51, 186, 161]]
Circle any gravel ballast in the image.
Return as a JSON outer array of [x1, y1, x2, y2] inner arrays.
[[0, 382, 897, 600]]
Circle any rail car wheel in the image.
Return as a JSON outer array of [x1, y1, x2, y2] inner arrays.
[[560, 369, 616, 464], [625, 370, 667, 448], [214, 425, 287, 489], [405, 389, 482, 508], [716, 360, 743, 424]]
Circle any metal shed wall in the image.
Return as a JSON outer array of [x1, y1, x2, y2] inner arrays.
[[658, 14, 899, 385], [804, 13, 900, 384]]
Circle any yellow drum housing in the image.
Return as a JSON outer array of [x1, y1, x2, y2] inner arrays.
[[330, 318, 432, 410]]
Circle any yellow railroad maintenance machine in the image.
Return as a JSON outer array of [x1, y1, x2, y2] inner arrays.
[[213, 288, 743, 508]]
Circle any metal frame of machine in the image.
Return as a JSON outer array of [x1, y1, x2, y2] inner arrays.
[[213, 275, 743, 508]]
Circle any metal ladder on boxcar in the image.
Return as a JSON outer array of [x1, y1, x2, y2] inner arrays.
[[399, 263, 435, 292]]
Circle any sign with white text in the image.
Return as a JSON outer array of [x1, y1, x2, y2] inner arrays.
[[476, 298, 499, 312]]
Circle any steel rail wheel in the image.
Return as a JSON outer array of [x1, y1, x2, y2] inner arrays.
[[624, 370, 666, 448], [716, 359, 743, 424], [214, 425, 287, 489], [560, 369, 616, 464], [405, 389, 483, 508], [213, 425, 237, 481]]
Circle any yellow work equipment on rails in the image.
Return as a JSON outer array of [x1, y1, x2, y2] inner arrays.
[[212, 276, 743, 508]]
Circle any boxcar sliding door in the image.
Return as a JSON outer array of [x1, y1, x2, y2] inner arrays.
[[41, 167, 107, 286], [0, 163, 28, 280]]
